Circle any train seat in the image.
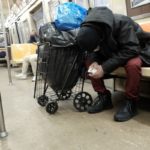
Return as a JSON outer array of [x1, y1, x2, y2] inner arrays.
[[11, 43, 37, 64]]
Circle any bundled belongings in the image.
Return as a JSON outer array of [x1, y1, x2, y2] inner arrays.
[[38, 22, 82, 91], [54, 2, 87, 31], [34, 22, 93, 114]]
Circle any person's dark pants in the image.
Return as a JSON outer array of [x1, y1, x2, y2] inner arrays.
[[85, 57, 142, 101]]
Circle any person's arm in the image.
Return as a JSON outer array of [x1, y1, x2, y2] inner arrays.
[[102, 18, 140, 74]]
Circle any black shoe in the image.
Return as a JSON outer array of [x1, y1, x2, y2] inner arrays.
[[114, 99, 138, 122], [87, 92, 113, 113]]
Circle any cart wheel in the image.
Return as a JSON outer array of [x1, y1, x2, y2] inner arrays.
[[56, 90, 72, 100], [46, 102, 58, 114], [37, 95, 49, 107], [73, 92, 93, 112]]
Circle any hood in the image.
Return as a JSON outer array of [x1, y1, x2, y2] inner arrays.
[[82, 7, 114, 32], [81, 7, 117, 50]]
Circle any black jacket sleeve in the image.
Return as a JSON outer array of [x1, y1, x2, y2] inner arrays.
[[102, 18, 140, 74]]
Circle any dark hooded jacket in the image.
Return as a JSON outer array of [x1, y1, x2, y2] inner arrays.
[[81, 7, 150, 74]]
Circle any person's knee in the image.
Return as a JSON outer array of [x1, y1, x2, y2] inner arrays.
[[23, 56, 30, 62], [29, 55, 37, 63], [29, 57, 35, 63], [125, 58, 142, 69]]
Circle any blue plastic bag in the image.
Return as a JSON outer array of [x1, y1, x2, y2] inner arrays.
[[54, 2, 87, 31]]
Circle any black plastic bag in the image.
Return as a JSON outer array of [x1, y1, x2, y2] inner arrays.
[[39, 22, 79, 47], [39, 22, 55, 43], [47, 45, 82, 91]]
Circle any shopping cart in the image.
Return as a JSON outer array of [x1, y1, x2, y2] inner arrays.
[[34, 22, 93, 114]]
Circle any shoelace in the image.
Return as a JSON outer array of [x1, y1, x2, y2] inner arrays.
[[93, 95, 105, 106], [120, 100, 134, 113]]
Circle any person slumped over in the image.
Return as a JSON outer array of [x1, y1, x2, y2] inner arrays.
[[76, 7, 150, 122]]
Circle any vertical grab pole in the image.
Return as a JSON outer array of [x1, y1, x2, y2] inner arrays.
[[0, 93, 8, 138], [0, 0, 13, 84]]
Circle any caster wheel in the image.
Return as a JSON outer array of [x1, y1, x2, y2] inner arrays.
[[46, 102, 58, 114], [56, 90, 72, 100], [37, 95, 49, 107], [73, 92, 93, 112]]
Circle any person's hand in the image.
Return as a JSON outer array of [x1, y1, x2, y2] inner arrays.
[[89, 62, 99, 68], [88, 62, 104, 79]]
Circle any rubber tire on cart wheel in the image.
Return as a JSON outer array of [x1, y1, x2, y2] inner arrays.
[[46, 102, 58, 114], [73, 92, 93, 112], [37, 95, 49, 107]]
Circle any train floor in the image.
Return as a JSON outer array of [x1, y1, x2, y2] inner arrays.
[[0, 65, 150, 150]]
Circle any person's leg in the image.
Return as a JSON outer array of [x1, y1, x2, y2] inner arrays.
[[22, 56, 30, 75], [114, 57, 142, 122], [85, 58, 113, 113], [85, 58, 109, 93], [125, 57, 142, 100], [29, 54, 37, 81], [29, 54, 37, 76], [15, 55, 30, 79]]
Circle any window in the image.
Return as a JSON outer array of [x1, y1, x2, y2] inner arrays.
[[126, 0, 150, 17], [0, 33, 5, 48], [31, 6, 44, 31], [94, 0, 109, 7], [73, 0, 90, 8], [22, 20, 30, 42], [131, 0, 150, 8], [48, 0, 60, 21]]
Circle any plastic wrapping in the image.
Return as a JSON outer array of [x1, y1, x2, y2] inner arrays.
[[39, 22, 79, 47], [39, 22, 56, 43], [47, 45, 82, 91], [54, 2, 87, 31]]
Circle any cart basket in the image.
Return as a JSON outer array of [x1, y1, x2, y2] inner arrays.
[[47, 45, 82, 91]]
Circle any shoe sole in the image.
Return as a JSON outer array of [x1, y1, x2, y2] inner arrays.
[[114, 112, 138, 122], [88, 105, 113, 114]]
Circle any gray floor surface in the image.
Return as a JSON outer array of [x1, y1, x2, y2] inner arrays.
[[0, 66, 150, 150]]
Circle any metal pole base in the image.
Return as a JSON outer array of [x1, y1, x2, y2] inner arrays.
[[0, 131, 8, 138]]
